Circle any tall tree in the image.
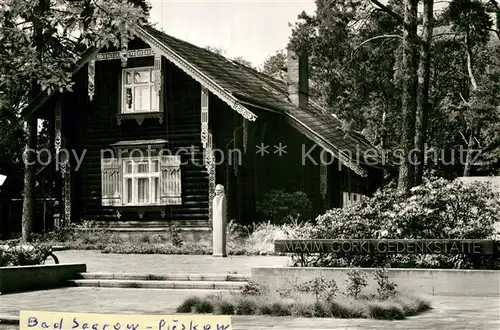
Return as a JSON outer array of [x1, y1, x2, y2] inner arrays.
[[22, 0, 48, 241], [414, 0, 434, 185], [261, 49, 286, 80], [446, 0, 494, 176], [1, 0, 147, 241]]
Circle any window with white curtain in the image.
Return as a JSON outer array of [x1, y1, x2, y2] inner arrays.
[[122, 67, 159, 113], [122, 157, 160, 205], [101, 154, 182, 207]]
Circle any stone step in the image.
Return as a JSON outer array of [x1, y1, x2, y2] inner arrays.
[[77, 272, 250, 282], [67, 279, 245, 290], [79, 225, 210, 231], [88, 220, 209, 228]]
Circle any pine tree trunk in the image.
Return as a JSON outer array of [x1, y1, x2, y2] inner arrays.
[[398, 0, 419, 192], [21, 116, 37, 242], [462, 27, 478, 177], [463, 131, 475, 177], [414, 0, 434, 186], [21, 0, 47, 242]]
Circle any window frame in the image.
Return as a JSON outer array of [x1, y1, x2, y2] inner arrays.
[[122, 156, 161, 206], [121, 66, 160, 114]]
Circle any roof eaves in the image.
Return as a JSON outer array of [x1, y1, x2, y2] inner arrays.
[[285, 112, 368, 177]]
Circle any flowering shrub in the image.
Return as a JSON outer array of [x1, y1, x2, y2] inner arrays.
[[292, 177, 500, 269], [240, 219, 313, 255]]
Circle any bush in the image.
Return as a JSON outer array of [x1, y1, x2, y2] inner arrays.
[[0, 243, 53, 266], [176, 292, 431, 320], [32, 223, 77, 243], [176, 297, 204, 313], [374, 268, 398, 300], [296, 276, 339, 302], [167, 224, 183, 247], [292, 177, 500, 269], [345, 269, 368, 299], [240, 281, 262, 296], [256, 189, 312, 223], [0, 249, 10, 267]]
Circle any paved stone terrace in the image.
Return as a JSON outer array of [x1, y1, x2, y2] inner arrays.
[[0, 287, 499, 329], [2, 250, 499, 329], [51, 250, 291, 274]]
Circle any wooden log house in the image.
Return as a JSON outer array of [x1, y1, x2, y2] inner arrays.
[[20, 25, 386, 235]]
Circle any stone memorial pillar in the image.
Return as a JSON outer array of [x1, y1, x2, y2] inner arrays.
[[212, 184, 227, 257]]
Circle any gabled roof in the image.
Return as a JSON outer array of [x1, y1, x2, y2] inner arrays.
[[138, 26, 385, 175], [22, 24, 387, 177]]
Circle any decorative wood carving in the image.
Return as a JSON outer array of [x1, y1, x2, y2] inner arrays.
[[116, 112, 164, 126], [133, 27, 258, 122], [205, 132, 216, 226], [154, 53, 162, 94], [95, 48, 155, 61], [201, 87, 209, 148], [63, 160, 71, 223], [88, 60, 95, 101], [55, 101, 61, 155], [120, 36, 128, 67], [56, 98, 71, 224]]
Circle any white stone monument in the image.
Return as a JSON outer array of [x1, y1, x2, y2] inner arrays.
[[212, 184, 227, 257]]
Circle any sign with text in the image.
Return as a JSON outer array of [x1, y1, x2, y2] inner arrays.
[[274, 239, 500, 255], [20, 311, 231, 330]]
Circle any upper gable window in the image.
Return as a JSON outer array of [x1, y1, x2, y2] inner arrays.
[[122, 67, 159, 113]]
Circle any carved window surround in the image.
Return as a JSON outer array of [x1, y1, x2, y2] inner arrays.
[[88, 48, 161, 102], [116, 112, 164, 126]]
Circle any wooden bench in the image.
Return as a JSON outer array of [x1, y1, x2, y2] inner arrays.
[[0, 244, 60, 264]]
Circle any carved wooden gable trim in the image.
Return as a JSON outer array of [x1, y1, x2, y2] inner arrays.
[[133, 26, 257, 122]]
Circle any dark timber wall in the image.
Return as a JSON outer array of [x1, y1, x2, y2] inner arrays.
[[211, 100, 382, 224], [65, 41, 209, 225]]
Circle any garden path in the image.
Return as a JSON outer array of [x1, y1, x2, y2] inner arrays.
[[50, 250, 291, 274]]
